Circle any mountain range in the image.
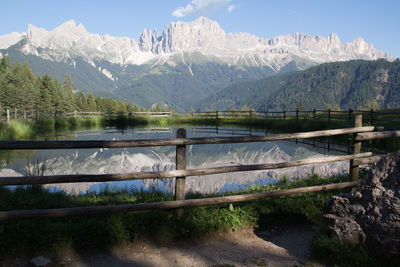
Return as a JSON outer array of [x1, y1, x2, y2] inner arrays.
[[0, 17, 394, 111], [197, 59, 400, 111]]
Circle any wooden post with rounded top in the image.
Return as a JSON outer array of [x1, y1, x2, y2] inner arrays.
[[350, 114, 362, 181], [175, 128, 187, 218]]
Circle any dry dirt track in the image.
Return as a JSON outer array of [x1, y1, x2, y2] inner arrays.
[[2, 225, 324, 267]]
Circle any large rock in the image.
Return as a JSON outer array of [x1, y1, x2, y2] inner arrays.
[[323, 152, 400, 256]]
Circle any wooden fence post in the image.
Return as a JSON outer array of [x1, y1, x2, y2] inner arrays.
[[74, 110, 77, 119], [24, 111, 27, 119], [296, 109, 299, 120], [14, 108, 17, 120], [175, 128, 187, 218], [216, 110, 218, 120], [348, 109, 353, 123], [350, 114, 362, 181], [6, 109, 10, 124], [283, 111, 286, 120], [313, 109, 316, 120], [328, 109, 331, 122], [370, 109, 374, 125]]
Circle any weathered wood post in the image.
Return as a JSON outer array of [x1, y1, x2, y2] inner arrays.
[[24, 111, 27, 119], [14, 108, 17, 120], [6, 109, 10, 124], [370, 109, 374, 125], [350, 114, 362, 181], [283, 111, 286, 120], [328, 109, 331, 122], [175, 128, 187, 218], [74, 110, 77, 119], [348, 109, 353, 123]]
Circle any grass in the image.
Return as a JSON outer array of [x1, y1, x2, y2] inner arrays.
[[1, 173, 398, 266], [0, 174, 349, 257], [0, 117, 103, 140], [0, 115, 399, 264]]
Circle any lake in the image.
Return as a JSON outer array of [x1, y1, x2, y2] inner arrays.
[[0, 125, 352, 195]]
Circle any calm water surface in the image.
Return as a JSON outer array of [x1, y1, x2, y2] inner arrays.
[[0, 125, 351, 194]]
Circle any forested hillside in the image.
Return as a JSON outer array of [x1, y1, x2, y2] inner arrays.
[[197, 59, 400, 111], [0, 57, 169, 114]]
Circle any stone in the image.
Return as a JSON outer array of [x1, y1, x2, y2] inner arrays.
[[30, 256, 51, 266], [323, 152, 400, 256]]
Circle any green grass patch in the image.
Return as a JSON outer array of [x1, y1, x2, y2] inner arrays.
[[0, 120, 34, 140], [1, 174, 398, 265], [0, 117, 104, 140], [0, 174, 349, 257]]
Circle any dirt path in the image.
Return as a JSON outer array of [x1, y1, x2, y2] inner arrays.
[[2, 225, 323, 267]]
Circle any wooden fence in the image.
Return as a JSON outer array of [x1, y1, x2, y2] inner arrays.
[[2, 107, 400, 127], [191, 109, 400, 125], [0, 115, 399, 221], [0, 109, 173, 122]]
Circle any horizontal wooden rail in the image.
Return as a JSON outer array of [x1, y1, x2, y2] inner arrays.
[[353, 155, 383, 166], [371, 118, 400, 123], [0, 180, 359, 221], [355, 130, 400, 141], [0, 126, 374, 150], [0, 152, 372, 186]]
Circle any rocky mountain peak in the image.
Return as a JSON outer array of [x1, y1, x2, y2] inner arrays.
[[0, 17, 394, 67], [53, 19, 87, 35]]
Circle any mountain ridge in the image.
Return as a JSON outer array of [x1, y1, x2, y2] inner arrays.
[[196, 59, 400, 111], [0, 17, 394, 111], [0, 17, 393, 69]]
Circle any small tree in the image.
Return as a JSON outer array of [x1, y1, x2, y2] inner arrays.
[[86, 93, 97, 112], [365, 99, 380, 110], [241, 105, 251, 117], [297, 101, 304, 111], [228, 107, 236, 118]]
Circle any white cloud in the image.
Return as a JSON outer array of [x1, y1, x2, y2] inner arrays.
[[172, 0, 232, 18], [227, 4, 235, 12]]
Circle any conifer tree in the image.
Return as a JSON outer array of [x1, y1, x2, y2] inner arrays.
[[86, 93, 97, 112], [118, 101, 127, 114], [76, 92, 87, 111], [62, 74, 76, 111]]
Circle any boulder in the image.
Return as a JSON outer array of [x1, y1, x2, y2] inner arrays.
[[323, 152, 400, 256]]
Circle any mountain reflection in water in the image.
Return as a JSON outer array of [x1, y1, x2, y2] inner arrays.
[[0, 126, 351, 195]]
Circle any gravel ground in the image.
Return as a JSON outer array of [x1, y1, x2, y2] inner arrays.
[[1, 225, 324, 267]]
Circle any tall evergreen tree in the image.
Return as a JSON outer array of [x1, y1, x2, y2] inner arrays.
[[61, 74, 76, 111], [86, 93, 97, 112], [76, 92, 87, 111]]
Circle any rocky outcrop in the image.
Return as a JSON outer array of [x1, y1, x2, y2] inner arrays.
[[323, 152, 400, 256], [0, 17, 393, 68]]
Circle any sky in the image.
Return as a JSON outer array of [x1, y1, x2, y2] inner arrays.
[[1, 0, 399, 58]]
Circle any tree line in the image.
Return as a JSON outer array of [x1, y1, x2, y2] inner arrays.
[[0, 56, 172, 114], [198, 59, 400, 111]]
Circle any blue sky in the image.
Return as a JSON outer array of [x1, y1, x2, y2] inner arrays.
[[1, 0, 399, 58]]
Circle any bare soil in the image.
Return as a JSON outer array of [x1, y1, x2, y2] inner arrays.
[[1, 225, 324, 267]]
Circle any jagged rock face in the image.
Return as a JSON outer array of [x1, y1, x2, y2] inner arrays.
[[323, 152, 400, 256], [0, 17, 393, 69]]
